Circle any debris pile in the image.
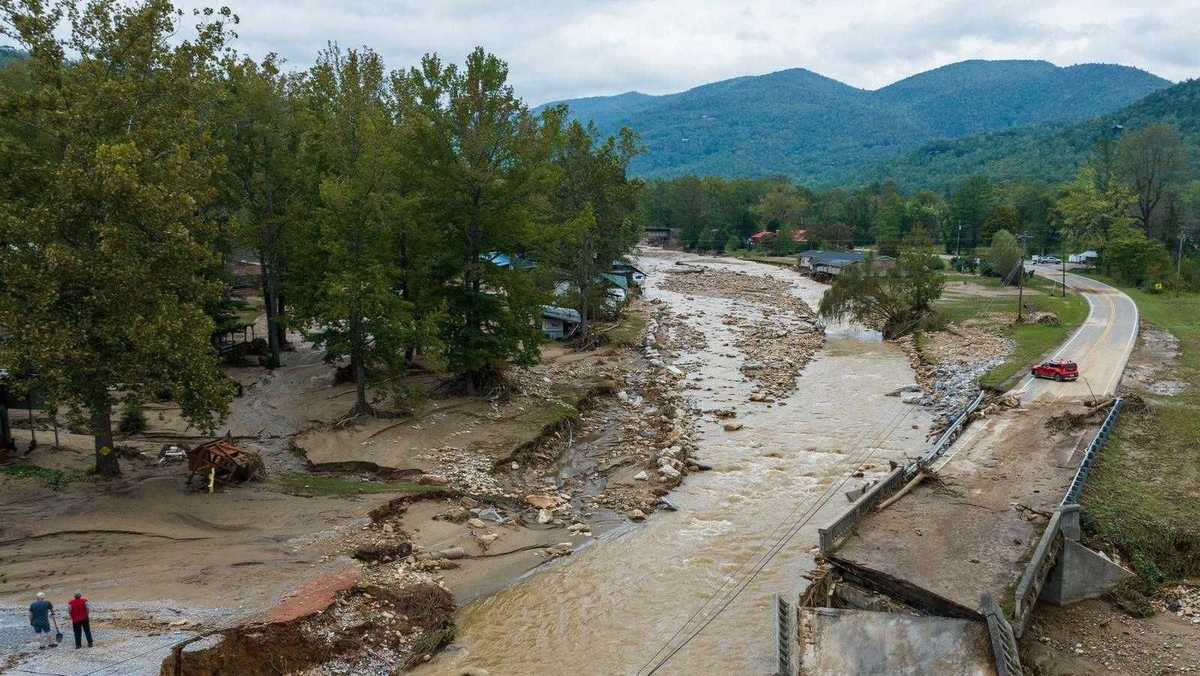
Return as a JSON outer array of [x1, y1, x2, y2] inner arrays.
[[897, 325, 1014, 431], [727, 313, 824, 400], [186, 439, 266, 487]]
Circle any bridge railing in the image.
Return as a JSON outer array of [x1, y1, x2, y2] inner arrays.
[[818, 390, 987, 555], [1062, 398, 1125, 506]]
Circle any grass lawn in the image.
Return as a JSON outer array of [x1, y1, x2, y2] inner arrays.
[[604, 309, 648, 347], [274, 472, 444, 498], [935, 275, 1090, 390], [1078, 282, 1200, 586]]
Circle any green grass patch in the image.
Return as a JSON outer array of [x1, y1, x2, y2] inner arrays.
[[0, 462, 84, 490], [605, 309, 648, 347], [273, 472, 442, 498], [936, 276, 1089, 390], [1077, 280, 1200, 587]]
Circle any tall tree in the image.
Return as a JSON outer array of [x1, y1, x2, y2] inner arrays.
[[402, 48, 561, 389], [1116, 124, 1191, 236], [0, 0, 236, 476], [818, 250, 944, 340], [289, 46, 431, 416], [218, 54, 300, 368], [544, 121, 642, 343]]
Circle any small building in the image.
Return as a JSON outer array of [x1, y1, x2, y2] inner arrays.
[[611, 261, 647, 288], [540, 306, 581, 340], [750, 229, 809, 249], [483, 251, 538, 271], [1068, 251, 1099, 266], [597, 273, 630, 305], [798, 250, 893, 282]]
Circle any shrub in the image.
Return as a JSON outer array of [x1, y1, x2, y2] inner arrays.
[[117, 402, 148, 435]]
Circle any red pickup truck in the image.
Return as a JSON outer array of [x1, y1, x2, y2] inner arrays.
[[1031, 360, 1079, 381]]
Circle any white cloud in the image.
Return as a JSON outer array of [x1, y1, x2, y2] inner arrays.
[[175, 0, 1199, 104]]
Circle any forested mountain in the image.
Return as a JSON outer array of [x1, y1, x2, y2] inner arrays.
[[866, 78, 1200, 192], [542, 60, 1170, 185]]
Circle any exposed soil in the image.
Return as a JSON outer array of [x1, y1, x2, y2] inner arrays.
[[1022, 598, 1200, 675], [1122, 324, 1187, 397], [897, 322, 1014, 431]]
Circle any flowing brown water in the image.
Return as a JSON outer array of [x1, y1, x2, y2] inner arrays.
[[415, 253, 933, 675]]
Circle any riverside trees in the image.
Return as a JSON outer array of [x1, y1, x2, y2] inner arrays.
[[0, 3, 646, 469], [0, 0, 237, 476]]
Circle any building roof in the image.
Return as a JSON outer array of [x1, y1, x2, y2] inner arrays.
[[800, 250, 866, 266], [483, 251, 538, 270], [611, 260, 647, 276], [541, 306, 582, 323], [598, 273, 629, 290]]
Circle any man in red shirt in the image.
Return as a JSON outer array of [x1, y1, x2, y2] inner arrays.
[[66, 592, 93, 649]]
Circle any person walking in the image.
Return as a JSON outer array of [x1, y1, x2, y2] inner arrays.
[[28, 591, 56, 648], [67, 592, 94, 649]]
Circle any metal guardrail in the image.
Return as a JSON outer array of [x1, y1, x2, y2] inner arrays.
[[982, 595, 1024, 676], [776, 594, 792, 676], [910, 390, 986, 478], [1062, 398, 1125, 506]]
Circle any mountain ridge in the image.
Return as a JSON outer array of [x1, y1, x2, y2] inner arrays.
[[543, 59, 1173, 185]]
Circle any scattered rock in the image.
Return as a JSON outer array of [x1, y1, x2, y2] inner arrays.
[[633, 470, 649, 481], [723, 422, 745, 432], [628, 509, 647, 521]]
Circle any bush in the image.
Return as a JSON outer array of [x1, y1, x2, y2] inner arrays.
[[117, 402, 148, 435], [988, 230, 1023, 285], [951, 256, 978, 273]]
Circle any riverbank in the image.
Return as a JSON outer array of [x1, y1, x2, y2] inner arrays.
[[411, 250, 933, 675], [0, 296, 696, 674]]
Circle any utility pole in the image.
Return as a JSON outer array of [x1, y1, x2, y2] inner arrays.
[[1017, 232, 1033, 323], [955, 223, 963, 258]]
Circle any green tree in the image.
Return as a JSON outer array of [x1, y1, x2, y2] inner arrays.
[[948, 176, 995, 252], [402, 48, 561, 389], [218, 54, 301, 368], [0, 0, 235, 476], [289, 46, 435, 416], [752, 183, 806, 232], [1116, 124, 1191, 236], [1056, 166, 1137, 248], [544, 121, 642, 342], [818, 251, 945, 339], [1104, 221, 1172, 287], [988, 230, 1024, 285]]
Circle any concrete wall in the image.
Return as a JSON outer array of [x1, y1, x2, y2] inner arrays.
[[797, 607, 995, 676], [1040, 540, 1132, 606]]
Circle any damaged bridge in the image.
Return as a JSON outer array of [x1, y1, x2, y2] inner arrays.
[[783, 273, 1140, 676]]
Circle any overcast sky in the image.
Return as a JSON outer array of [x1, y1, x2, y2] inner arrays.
[[179, 0, 1199, 105]]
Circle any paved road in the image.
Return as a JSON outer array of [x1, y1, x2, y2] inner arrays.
[[1011, 266, 1139, 403]]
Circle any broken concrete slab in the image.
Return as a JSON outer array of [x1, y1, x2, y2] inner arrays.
[[797, 607, 995, 676]]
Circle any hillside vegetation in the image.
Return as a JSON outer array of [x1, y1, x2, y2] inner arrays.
[[866, 78, 1200, 192], [544, 60, 1171, 185]]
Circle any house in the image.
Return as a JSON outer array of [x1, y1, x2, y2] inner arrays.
[[643, 227, 678, 247], [1068, 251, 1099, 266], [598, 273, 630, 305], [482, 251, 538, 271], [798, 250, 893, 282], [611, 261, 647, 288], [750, 229, 809, 249], [540, 306, 582, 340]]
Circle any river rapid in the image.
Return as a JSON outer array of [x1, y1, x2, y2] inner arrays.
[[415, 251, 933, 675]]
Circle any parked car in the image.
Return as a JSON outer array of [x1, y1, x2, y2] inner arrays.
[[1040, 256, 1062, 265], [1031, 360, 1079, 381]]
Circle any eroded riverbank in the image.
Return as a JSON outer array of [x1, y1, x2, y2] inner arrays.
[[414, 250, 934, 675]]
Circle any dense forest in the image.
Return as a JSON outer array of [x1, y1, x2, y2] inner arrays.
[[866, 78, 1200, 191], [642, 121, 1200, 292], [544, 60, 1171, 184], [0, 1, 641, 475]]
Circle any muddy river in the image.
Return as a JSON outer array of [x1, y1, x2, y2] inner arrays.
[[416, 252, 933, 675]]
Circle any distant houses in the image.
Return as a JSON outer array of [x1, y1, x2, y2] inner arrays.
[[749, 229, 809, 249], [485, 252, 648, 340], [797, 250, 894, 282]]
